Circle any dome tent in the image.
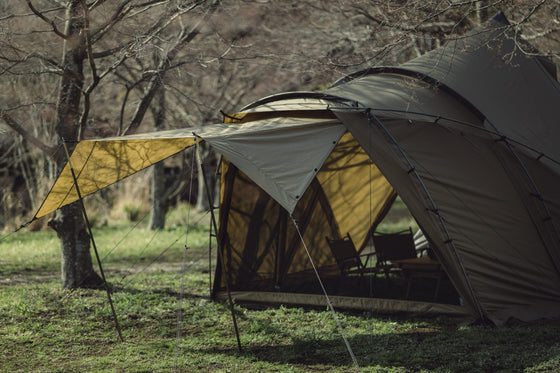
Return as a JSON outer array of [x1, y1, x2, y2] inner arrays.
[[209, 13, 560, 325], [34, 13, 560, 325]]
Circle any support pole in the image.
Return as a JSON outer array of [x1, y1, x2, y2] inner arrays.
[[194, 136, 242, 352], [62, 140, 124, 342]]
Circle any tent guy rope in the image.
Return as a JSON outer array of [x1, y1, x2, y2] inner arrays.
[[194, 135, 242, 352], [289, 214, 361, 372], [61, 139, 124, 343], [174, 141, 197, 372]]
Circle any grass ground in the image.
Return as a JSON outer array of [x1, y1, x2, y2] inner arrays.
[[1, 209, 560, 372]]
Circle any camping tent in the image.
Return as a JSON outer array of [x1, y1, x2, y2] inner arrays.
[[34, 13, 560, 325]]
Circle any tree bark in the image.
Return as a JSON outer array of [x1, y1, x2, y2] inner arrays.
[[49, 0, 101, 289], [149, 84, 168, 230], [49, 203, 103, 288], [149, 161, 167, 230]]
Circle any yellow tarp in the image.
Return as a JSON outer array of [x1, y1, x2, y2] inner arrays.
[[34, 135, 196, 219]]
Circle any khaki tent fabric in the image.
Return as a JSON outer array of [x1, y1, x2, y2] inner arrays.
[[333, 110, 560, 324], [401, 14, 560, 166], [214, 131, 395, 295], [212, 14, 560, 325], [198, 117, 346, 214]]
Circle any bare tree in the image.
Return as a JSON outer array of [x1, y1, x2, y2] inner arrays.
[[322, 0, 559, 67], [0, 0, 221, 288]]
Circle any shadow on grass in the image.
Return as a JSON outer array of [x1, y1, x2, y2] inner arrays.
[[112, 284, 208, 301], [182, 318, 560, 372]]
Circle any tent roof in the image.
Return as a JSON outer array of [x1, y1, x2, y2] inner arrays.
[[36, 14, 559, 222], [400, 15, 560, 166]]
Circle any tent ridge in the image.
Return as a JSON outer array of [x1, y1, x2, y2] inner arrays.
[[240, 91, 362, 112], [329, 66, 487, 122], [330, 106, 560, 167]]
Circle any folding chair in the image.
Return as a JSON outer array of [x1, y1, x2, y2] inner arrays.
[[325, 233, 374, 278], [372, 227, 417, 278]]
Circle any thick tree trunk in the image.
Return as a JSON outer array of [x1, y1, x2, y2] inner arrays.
[[52, 0, 100, 289], [49, 203, 103, 288]]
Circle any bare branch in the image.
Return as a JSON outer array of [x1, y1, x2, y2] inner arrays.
[[89, 1, 134, 44], [89, 0, 169, 45], [0, 51, 62, 75], [91, 43, 131, 59], [25, 0, 68, 39], [78, 2, 101, 139], [0, 110, 56, 157], [123, 0, 221, 135]]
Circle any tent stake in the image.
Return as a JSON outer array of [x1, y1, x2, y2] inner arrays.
[[194, 136, 242, 352], [62, 140, 124, 343]]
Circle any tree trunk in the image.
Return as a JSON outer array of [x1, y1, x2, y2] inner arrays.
[[49, 203, 103, 288], [148, 85, 168, 230], [51, 0, 101, 289], [149, 161, 167, 230]]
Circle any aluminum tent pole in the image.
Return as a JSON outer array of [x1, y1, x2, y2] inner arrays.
[[193, 135, 242, 352], [61, 140, 124, 342]]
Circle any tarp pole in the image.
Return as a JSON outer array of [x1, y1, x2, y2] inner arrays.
[[194, 135, 242, 352], [61, 140, 124, 342]]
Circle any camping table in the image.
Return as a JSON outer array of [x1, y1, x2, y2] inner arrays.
[[391, 257, 443, 301]]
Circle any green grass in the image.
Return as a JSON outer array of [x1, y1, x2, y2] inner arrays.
[[1, 212, 560, 372], [376, 197, 418, 233]]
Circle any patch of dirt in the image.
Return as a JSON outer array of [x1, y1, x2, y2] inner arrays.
[[0, 260, 197, 289], [0, 271, 59, 288]]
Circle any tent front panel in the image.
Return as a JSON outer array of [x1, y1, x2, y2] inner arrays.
[[214, 133, 397, 297], [336, 109, 560, 324], [215, 162, 340, 293], [316, 132, 396, 250]]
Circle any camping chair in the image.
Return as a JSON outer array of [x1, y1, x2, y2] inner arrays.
[[372, 227, 417, 278], [374, 227, 443, 300], [325, 233, 374, 278]]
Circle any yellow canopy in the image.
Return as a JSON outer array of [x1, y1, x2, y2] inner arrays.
[[34, 129, 197, 219]]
